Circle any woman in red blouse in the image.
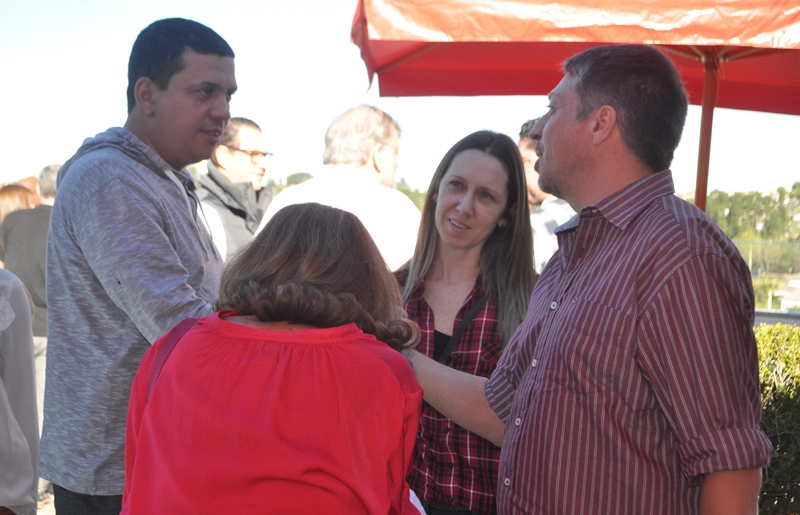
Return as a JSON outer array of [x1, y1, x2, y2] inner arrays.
[[122, 203, 424, 514], [396, 131, 535, 515]]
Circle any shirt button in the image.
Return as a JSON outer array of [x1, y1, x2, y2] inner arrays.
[[447, 462, 455, 468], [514, 417, 521, 426], [443, 426, 450, 433], [550, 301, 558, 310], [531, 359, 538, 368], [503, 477, 511, 486]]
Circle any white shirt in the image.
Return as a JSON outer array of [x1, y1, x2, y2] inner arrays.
[[530, 196, 576, 274], [0, 270, 38, 515], [199, 201, 227, 261], [258, 166, 421, 271]]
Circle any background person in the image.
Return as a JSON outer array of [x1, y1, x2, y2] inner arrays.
[[397, 131, 534, 515], [123, 203, 423, 514], [0, 186, 32, 227], [517, 119, 574, 274], [17, 178, 41, 208], [258, 104, 420, 271], [0, 269, 38, 515], [197, 116, 274, 261], [0, 164, 59, 500], [39, 18, 234, 514]]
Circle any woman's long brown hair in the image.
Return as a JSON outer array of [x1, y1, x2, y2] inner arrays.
[[216, 203, 419, 351]]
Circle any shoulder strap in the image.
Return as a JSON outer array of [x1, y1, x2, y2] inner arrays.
[[147, 317, 199, 401], [438, 292, 489, 365]]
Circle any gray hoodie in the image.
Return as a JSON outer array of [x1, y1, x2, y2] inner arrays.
[[39, 127, 223, 495]]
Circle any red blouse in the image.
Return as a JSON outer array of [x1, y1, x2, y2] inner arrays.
[[122, 311, 423, 514]]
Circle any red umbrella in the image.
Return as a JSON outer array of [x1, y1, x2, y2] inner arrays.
[[351, 0, 800, 211]]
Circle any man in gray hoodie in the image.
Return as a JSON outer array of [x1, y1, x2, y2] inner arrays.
[[39, 18, 236, 514]]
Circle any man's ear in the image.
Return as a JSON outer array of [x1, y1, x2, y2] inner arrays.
[[591, 105, 617, 145], [214, 145, 233, 170], [373, 143, 390, 175], [133, 77, 158, 117], [370, 144, 382, 173]]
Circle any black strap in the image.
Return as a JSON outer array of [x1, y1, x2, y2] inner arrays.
[[147, 317, 199, 401], [438, 292, 489, 364]]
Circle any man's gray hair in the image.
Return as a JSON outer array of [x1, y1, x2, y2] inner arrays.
[[39, 164, 60, 198], [322, 105, 400, 167]]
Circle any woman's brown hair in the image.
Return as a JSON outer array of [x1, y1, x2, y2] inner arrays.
[[216, 203, 419, 351], [0, 185, 33, 226]]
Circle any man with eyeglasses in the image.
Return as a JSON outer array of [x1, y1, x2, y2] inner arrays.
[[196, 116, 274, 261]]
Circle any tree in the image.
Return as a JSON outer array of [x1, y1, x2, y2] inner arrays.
[[396, 178, 425, 211], [753, 277, 781, 309], [286, 172, 312, 186], [705, 190, 793, 240], [704, 187, 800, 275]]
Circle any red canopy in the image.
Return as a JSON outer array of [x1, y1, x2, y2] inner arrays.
[[352, 0, 800, 210]]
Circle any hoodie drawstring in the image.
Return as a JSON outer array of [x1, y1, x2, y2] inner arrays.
[[165, 170, 220, 261]]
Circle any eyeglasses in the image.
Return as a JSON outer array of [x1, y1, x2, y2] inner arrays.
[[226, 146, 273, 164]]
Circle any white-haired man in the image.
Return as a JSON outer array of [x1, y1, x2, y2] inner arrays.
[[258, 105, 420, 270]]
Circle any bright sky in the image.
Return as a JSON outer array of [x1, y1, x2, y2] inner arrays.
[[3, 0, 799, 196]]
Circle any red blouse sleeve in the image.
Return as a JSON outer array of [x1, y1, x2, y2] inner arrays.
[[400, 387, 423, 514], [122, 334, 160, 507]]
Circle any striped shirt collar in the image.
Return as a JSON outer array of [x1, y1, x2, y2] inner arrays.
[[561, 170, 676, 233]]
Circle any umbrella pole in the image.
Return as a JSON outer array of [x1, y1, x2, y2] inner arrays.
[[695, 56, 719, 212]]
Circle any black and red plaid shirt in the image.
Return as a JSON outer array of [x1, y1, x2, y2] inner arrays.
[[396, 270, 502, 515]]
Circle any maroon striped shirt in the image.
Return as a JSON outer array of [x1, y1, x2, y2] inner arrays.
[[486, 171, 772, 515]]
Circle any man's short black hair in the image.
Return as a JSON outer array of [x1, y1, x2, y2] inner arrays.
[[564, 45, 688, 173], [126, 18, 234, 113]]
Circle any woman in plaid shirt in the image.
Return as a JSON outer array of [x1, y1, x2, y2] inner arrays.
[[396, 131, 535, 515]]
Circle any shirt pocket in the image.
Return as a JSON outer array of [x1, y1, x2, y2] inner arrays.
[[540, 297, 632, 394]]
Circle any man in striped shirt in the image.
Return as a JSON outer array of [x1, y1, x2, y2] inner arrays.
[[410, 44, 772, 515]]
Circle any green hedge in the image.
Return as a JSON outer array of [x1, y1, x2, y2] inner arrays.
[[756, 323, 800, 514]]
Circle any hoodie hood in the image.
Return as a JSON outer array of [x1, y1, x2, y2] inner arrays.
[[58, 127, 189, 186], [56, 127, 217, 261]]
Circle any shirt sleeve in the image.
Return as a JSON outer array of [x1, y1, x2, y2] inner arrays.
[[400, 387, 423, 515], [0, 272, 38, 512], [636, 253, 772, 480], [123, 334, 159, 506], [77, 178, 216, 344], [485, 323, 530, 423]]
